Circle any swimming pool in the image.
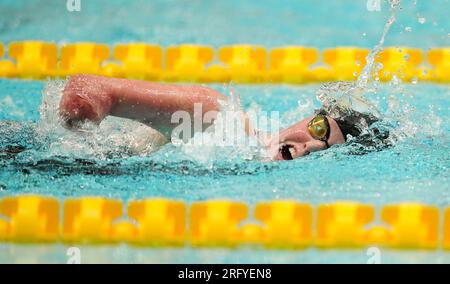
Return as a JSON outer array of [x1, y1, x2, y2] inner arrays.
[[0, 0, 449, 263]]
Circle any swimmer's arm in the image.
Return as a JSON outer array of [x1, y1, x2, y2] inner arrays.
[[60, 75, 228, 138], [108, 77, 228, 137], [109, 80, 254, 138]]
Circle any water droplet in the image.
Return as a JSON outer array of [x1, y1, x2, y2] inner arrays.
[[411, 76, 418, 84], [405, 26, 412, 32], [362, 32, 367, 37], [418, 16, 426, 24]]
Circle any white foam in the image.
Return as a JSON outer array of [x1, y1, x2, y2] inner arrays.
[[37, 80, 166, 159]]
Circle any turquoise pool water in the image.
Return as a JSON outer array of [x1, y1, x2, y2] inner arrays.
[[1, 79, 449, 205], [1, 0, 450, 263], [0, 0, 448, 48], [1, 79, 449, 263]]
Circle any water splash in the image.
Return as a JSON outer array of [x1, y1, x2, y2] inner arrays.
[[357, 0, 402, 89], [317, 0, 402, 108], [313, 0, 409, 149], [323, 0, 401, 98], [36, 80, 166, 160], [172, 85, 267, 167]]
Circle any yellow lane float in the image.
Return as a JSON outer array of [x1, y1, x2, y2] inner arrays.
[[377, 47, 423, 81], [107, 43, 163, 80], [0, 43, 16, 78], [60, 43, 110, 76], [381, 203, 439, 249], [165, 44, 214, 82], [0, 196, 59, 242], [8, 41, 58, 79], [269, 46, 318, 83], [127, 198, 186, 245], [427, 48, 450, 83], [316, 202, 375, 248], [63, 197, 122, 243], [0, 195, 449, 250], [0, 41, 448, 84], [444, 208, 450, 250], [255, 200, 312, 248], [322, 47, 370, 81], [218, 45, 267, 83], [190, 200, 247, 246]]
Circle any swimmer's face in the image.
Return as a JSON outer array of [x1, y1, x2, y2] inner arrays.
[[267, 116, 346, 161]]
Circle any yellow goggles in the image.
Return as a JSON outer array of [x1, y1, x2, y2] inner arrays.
[[307, 114, 331, 148]]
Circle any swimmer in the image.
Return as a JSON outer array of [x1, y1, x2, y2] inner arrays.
[[59, 74, 390, 161]]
